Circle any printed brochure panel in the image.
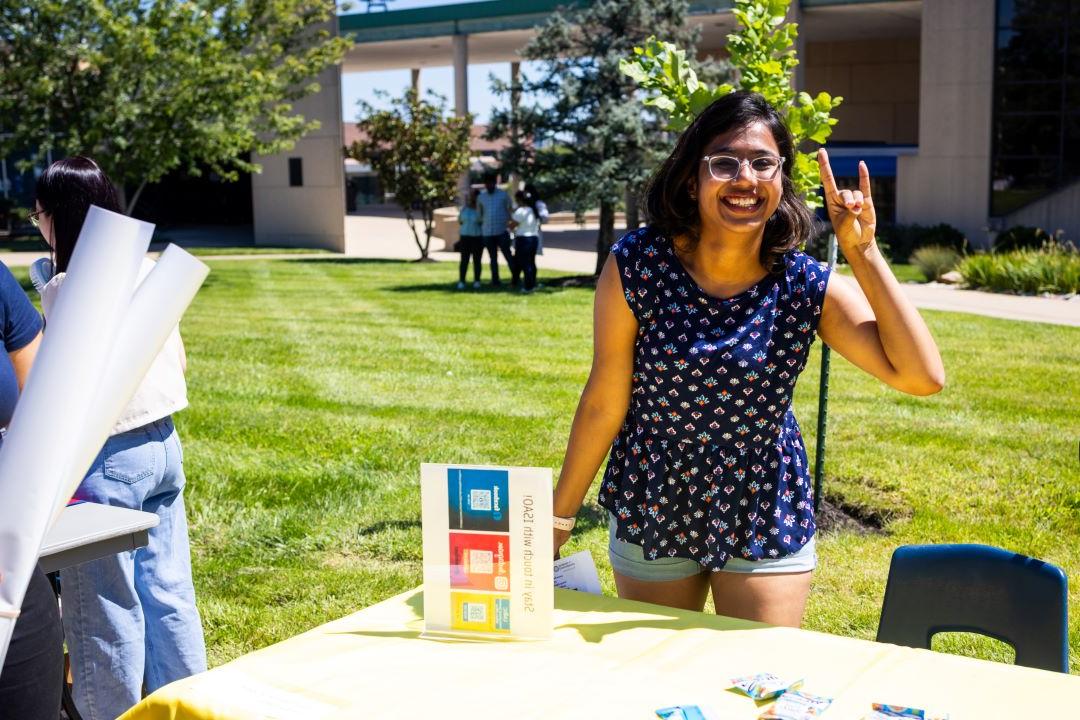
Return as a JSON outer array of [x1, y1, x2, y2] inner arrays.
[[447, 467, 510, 532], [449, 532, 510, 592], [450, 591, 511, 634]]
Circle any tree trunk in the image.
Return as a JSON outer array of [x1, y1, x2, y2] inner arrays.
[[125, 179, 149, 216], [403, 207, 426, 259], [113, 180, 127, 216], [594, 199, 616, 275]]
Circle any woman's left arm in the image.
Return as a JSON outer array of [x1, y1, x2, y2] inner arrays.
[[816, 150, 945, 396], [9, 331, 41, 391]]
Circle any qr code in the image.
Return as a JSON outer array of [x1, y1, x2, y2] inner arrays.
[[469, 488, 492, 511], [468, 549, 494, 574], [463, 602, 487, 623]]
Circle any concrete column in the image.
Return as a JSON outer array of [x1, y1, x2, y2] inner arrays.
[[411, 68, 420, 93], [507, 61, 522, 191], [251, 19, 346, 251], [896, 0, 996, 246], [453, 34, 470, 202]]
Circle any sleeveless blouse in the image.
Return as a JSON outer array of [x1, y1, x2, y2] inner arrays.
[[598, 226, 832, 571]]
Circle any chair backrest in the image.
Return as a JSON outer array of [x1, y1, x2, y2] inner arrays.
[[876, 544, 1069, 673]]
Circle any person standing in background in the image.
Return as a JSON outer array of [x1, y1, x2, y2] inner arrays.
[[523, 182, 549, 257], [456, 189, 483, 290], [477, 173, 515, 287], [508, 190, 541, 293]]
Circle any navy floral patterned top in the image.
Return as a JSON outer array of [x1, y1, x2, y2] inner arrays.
[[598, 226, 832, 571]]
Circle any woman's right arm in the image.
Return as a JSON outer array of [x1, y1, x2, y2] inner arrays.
[[553, 253, 638, 556]]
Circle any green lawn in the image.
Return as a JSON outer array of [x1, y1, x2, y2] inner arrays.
[[93, 258, 1080, 671]]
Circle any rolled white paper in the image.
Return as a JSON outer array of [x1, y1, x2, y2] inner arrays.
[[51, 244, 209, 524], [0, 206, 152, 668]]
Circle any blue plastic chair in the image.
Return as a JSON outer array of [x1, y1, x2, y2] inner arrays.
[[876, 544, 1069, 673]]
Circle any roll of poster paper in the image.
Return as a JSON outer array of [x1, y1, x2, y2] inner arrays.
[[0, 206, 153, 668], [51, 244, 209, 524]]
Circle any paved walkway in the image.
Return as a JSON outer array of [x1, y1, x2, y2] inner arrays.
[[5, 212, 1076, 327]]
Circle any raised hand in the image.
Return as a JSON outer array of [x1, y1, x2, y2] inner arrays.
[[817, 148, 877, 256]]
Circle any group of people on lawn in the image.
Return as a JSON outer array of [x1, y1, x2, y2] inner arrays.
[[456, 174, 548, 293]]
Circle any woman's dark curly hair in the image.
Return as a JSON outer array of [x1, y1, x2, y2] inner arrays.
[[644, 91, 813, 272]]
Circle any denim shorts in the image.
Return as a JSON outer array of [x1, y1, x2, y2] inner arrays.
[[608, 513, 817, 581]]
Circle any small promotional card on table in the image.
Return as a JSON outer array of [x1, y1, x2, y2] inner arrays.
[[421, 463, 553, 640]]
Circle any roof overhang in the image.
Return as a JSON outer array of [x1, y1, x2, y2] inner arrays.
[[340, 0, 921, 73]]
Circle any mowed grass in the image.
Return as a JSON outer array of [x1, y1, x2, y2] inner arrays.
[[159, 258, 1078, 671]]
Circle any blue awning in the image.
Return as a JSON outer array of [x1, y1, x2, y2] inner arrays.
[[822, 144, 917, 179]]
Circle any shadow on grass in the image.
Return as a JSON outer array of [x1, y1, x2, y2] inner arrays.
[[384, 281, 578, 295], [285, 257, 413, 266], [356, 519, 422, 538]]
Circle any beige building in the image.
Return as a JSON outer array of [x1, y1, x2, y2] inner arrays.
[[249, 0, 1078, 250]]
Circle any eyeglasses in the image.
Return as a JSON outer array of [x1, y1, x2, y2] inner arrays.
[[28, 209, 46, 228], [702, 154, 785, 182]]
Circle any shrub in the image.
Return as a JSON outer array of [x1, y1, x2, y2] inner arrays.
[[958, 243, 1080, 294], [992, 225, 1053, 253], [911, 245, 962, 282], [876, 223, 968, 263]]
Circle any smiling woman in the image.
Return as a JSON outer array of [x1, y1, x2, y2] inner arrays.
[[550, 90, 945, 629]]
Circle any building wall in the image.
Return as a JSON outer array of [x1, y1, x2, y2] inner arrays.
[[251, 27, 346, 252], [1003, 179, 1080, 241], [804, 38, 920, 145], [897, 0, 996, 246]]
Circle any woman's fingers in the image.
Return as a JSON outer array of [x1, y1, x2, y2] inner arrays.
[[858, 160, 873, 198], [817, 148, 840, 199]]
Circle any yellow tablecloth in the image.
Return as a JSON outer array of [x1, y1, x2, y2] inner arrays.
[[122, 587, 1079, 719]]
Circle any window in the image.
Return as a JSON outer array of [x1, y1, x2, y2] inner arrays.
[[991, 0, 1080, 215], [288, 158, 303, 187]]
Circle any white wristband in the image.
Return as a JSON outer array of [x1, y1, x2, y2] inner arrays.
[[552, 515, 576, 532]]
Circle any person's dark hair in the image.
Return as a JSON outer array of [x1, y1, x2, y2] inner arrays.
[[35, 156, 122, 274], [515, 189, 539, 215], [644, 91, 813, 272]]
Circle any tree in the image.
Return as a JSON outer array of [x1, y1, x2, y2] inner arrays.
[[349, 89, 472, 260], [619, 0, 842, 210], [488, 0, 725, 274], [0, 1, 350, 213]]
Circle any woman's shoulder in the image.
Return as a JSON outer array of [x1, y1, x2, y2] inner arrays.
[[781, 249, 831, 277], [611, 225, 667, 259], [779, 249, 832, 306]]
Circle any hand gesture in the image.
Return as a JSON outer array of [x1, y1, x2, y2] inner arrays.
[[818, 148, 877, 257]]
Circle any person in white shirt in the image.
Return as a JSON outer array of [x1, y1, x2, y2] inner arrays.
[[31, 156, 206, 720], [508, 190, 541, 293]]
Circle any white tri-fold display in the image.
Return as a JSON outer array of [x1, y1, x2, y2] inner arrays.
[[421, 463, 553, 640]]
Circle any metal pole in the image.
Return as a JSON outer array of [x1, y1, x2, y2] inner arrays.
[[813, 234, 838, 513]]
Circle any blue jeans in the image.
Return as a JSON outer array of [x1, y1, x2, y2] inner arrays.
[[61, 416, 206, 720]]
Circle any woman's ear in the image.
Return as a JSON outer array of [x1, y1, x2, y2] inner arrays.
[[688, 177, 697, 201]]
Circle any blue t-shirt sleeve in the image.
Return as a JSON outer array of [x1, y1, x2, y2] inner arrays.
[[0, 263, 42, 352]]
